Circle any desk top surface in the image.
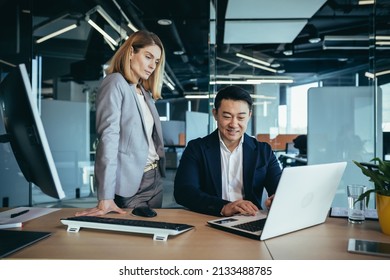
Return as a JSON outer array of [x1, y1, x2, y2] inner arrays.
[[2, 208, 271, 260], [2, 208, 390, 260]]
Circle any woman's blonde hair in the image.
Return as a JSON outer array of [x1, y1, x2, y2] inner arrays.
[[105, 30, 165, 100]]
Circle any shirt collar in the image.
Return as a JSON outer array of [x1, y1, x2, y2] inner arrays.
[[217, 130, 244, 152]]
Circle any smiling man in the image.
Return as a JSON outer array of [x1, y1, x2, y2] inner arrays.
[[174, 85, 282, 217]]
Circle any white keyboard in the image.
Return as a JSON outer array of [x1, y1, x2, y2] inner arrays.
[[61, 216, 194, 241]]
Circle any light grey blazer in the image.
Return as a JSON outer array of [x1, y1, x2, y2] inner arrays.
[[94, 73, 165, 200]]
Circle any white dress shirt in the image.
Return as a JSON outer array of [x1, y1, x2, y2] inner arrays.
[[137, 94, 159, 165], [219, 132, 244, 201]]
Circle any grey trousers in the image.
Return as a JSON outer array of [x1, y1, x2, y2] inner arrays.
[[114, 167, 163, 208]]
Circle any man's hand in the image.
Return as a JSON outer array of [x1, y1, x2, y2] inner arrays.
[[264, 194, 275, 209], [220, 199, 259, 217]]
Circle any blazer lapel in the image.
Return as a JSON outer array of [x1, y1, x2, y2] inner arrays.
[[142, 87, 164, 157], [131, 84, 148, 138], [204, 130, 223, 197], [242, 134, 257, 195], [143, 89, 163, 141]]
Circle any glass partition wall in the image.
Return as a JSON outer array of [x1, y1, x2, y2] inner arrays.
[[0, 0, 389, 209], [210, 0, 389, 209]]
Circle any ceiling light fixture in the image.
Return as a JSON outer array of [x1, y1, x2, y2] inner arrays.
[[283, 44, 293, 56], [365, 72, 375, 79], [209, 78, 293, 85], [33, 13, 70, 32], [163, 73, 176, 91], [376, 41, 390, 46], [309, 36, 321, 44], [157, 19, 172, 26], [209, 80, 256, 85], [307, 24, 321, 44], [359, 0, 375, 5], [127, 22, 139, 32], [216, 57, 241, 66], [36, 23, 78, 44], [86, 5, 129, 46], [173, 50, 185, 55], [111, 0, 138, 32], [365, 69, 390, 79], [247, 79, 293, 84], [377, 70, 390, 76], [184, 94, 209, 99], [236, 53, 271, 66], [104, 37, 116, 51], [163, 80, 175, 91], [251, 95, 277, 100], [376, 35, 390, 46], [324, 35, 390, 49], [323, 35, 370, 50], [245, 61, 278, 73], [87, 18, 118, 46], [0, 59, 16, 67], [214, 74, 292, 79], [95, 5, 128, 39], [375, 36, 390, 40]]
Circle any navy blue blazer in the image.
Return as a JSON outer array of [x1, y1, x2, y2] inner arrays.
[[174, 130, 282, 216]]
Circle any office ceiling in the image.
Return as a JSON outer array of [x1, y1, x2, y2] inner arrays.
[[1, 0, 390, 99]]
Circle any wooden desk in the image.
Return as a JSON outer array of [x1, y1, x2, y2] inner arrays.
[[2, 208, 390, 260], [266, 217, 390, 260], [2, 208, 271, 260]]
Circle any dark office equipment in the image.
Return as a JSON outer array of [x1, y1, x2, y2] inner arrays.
[[0, 64, 65, 201], [384, 132, 390, 161], [132, 206, 157, 218], [61, 216, 194, 241], [0, 229, 51, 258], [285, 142, 299, 155]]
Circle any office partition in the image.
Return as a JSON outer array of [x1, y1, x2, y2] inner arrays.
[[308, 86, 382, 208]]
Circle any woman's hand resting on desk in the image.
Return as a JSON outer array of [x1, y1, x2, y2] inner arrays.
[[75, 200, 127, 216]]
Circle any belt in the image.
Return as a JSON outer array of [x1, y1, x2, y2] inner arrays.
[[144, 161, 158, 173]]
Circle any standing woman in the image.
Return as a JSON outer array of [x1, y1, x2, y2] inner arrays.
[[76, 30, 166, 216]]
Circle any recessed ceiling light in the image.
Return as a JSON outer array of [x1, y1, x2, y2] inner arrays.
[[309, 37, 321, 44], [157, 19, 172, 26], [283, 44, 293, 56], [173, 50, 185, 55]]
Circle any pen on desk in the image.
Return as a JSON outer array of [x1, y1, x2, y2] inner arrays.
[[10, 209, 30, 218]]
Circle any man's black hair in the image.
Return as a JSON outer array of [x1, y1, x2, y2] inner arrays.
[[214, 85, 253, 111]]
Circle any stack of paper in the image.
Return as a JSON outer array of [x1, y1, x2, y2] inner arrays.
[[0, 207, 60, 229]]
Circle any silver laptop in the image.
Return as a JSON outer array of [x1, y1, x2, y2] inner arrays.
[[207, 161, 347, 240]]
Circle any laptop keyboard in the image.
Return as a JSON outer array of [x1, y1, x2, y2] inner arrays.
[[232, 218, 266, 232]]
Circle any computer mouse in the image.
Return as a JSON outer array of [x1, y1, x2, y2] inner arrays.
[[131, 206, 157, 218]]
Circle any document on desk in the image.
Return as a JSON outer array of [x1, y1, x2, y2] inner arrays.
[[0, 207, 60, 228], [330, 207, 378, 220]]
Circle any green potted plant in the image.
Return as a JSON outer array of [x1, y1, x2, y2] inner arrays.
[[353, 157, 390, 235]]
